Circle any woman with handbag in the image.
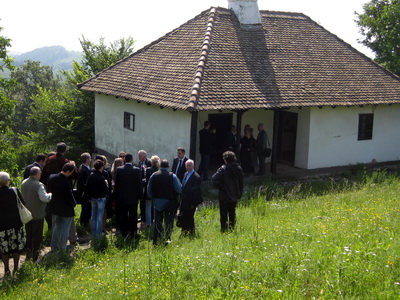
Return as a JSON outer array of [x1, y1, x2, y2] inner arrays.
[[0, 172, 26, 277]]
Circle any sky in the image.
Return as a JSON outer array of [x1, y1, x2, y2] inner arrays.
[[1, 0, 373, 57]]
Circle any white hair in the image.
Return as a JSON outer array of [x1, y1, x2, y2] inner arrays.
[[0, 171, 11, 187], [138, 150, 147, 156], [185, 159, 195, 167]]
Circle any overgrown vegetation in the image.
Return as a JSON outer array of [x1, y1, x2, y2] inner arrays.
[[1, 169, 400, 299]]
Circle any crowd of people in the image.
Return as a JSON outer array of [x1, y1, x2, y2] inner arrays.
[[0, 122, 270, 276]]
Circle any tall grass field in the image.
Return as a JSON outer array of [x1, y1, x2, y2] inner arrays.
[[1, 169, 400, 299]]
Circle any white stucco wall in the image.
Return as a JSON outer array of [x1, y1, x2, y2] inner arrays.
[[304, 105, 400, 169], [95, 94, 192, 163]]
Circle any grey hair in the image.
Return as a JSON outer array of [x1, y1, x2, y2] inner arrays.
[[185, 159, 195, 167], [30, 166, 41, 177], [138, 150, 147, 156], [0, 171, 11, 187]]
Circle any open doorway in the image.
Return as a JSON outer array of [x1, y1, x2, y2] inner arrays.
[[277, 111, 298, 164], [208, 113, 233, 165]]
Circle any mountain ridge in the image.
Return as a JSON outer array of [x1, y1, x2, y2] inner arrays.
[[11, 45, 82, 72]]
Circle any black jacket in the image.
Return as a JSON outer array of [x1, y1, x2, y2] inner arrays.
[[0, 186, 24, 231], [212, 162, 244, 203], [180, 171, 203, 209], [47, 173, 76, 217], [172, 156, 188, 182], [85, 170, 108, 199], [115, 164, 143, 207]]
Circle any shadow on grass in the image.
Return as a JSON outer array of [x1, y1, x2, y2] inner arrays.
[[0, 250, 75, 292]]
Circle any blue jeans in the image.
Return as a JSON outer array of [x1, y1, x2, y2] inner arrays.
[[51, 215, 73, 251], [145, 199, 153, 227], [90, 197, 107, 238]]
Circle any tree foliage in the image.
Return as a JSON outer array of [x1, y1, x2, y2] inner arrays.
[[19, 36, 135, 162], [78, 36, 135, 76], [356, 0, 400, 75], [11, 60, 62, 135], [0, 25, 18, 176]]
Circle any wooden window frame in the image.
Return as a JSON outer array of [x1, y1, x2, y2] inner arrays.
[[358, 113, 373, 140], [124, 112, 135, 131]]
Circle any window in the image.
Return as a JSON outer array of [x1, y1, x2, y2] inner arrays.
[[124, 112, 135, 131], [358, 113, 373, 140]]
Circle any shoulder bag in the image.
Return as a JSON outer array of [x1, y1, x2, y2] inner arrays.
[[12, 187, 33, 224]]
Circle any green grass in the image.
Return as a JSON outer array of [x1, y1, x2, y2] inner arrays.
[[1, 170, 400, 299]]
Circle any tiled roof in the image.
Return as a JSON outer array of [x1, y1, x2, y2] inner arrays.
[[78, 7, 400, 111]]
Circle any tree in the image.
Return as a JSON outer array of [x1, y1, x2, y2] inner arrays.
[[0, 25, 18, 176], [78, 36, 135, 76], [356, 0, 400, 75], [11, 60, 62, 135], [21, 36, 135, 161]]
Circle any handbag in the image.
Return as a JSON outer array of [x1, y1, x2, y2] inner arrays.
[[262, 135, 272, 157], [12, 187, 33, 224]]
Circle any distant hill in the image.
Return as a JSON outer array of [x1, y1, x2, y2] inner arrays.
[[11, 45, 82, 73]]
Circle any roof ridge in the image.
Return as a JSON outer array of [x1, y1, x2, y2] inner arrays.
[[78, 7, 215, 90], [186, 7, 217, 111]]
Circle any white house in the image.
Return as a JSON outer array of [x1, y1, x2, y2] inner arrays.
[[79, 0, 400, 173]]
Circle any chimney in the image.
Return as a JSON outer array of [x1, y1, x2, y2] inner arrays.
[[228, 0, 262, 25]]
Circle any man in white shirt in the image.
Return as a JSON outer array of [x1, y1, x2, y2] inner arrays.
[[21, 166, 52, 261]]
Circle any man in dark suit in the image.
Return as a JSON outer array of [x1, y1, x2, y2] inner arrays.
[[179, 159, 203, 236], [115, 153, 143, 238], [197, 121, 216, 181], [137, 150, 152, 224], [225, 125, 237, 153], [23, 153, 46, 179], [171, 147, 189, 182], [77, 152, 92, 226]]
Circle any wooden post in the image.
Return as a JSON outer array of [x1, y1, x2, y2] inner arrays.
[[235, 110, 243, 155], [271, 109, 280, 174], [189, 111, 198, 161]]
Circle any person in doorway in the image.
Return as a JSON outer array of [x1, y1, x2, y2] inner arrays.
[[256, 123, 269, 175], [225, 125, 237, 153], [240, 129, 256, 176], [197, 121, 216, 181], [212, 151, 244, 232]]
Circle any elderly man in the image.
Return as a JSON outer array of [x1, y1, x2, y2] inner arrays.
[[21, 166, 52, 261], [147, 159, 182, 245], [179, 159, 202, 236]]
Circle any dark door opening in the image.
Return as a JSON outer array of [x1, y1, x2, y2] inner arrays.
[[208, 113, 233, 165], [277, 111, 298, 164]]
